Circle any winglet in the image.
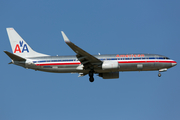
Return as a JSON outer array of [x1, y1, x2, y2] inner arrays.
[[61, 31, 70, 43]]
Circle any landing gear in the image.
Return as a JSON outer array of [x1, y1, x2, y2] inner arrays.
[[89, 70, 94, 82], [158, 73, 161, 77], [89, 77, 94, 82]]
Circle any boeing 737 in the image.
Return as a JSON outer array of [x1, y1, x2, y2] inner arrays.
[[4, 28, 177, 82]]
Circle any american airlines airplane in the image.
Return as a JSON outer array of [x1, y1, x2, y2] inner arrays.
[[4, 28, 177, 82]]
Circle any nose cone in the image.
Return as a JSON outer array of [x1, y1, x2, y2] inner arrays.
[[172, 61, 177, 66]]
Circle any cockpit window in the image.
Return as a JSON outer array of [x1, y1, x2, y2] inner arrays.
[[157, 57, 170, 59], [164, 57, 169, 59]]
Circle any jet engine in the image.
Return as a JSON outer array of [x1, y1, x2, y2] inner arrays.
[[102, 61, 119, 70]]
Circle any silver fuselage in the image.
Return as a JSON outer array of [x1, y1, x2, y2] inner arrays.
[[15, 53, 176, 74], [5, 28, 177, 81]]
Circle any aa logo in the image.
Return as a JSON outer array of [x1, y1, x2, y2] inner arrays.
[[14, 41, 29, 53]]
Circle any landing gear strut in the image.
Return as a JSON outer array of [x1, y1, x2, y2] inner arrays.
[[89, 70, 94, 82], [158, 72, 161, 77]]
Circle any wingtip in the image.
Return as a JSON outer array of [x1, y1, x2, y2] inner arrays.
[[4, 51, 8, 53], [61, 31, 70, 43], [6, 28, 14, 30]]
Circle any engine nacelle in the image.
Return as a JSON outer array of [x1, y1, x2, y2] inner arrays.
[[99, 72, 119, 79], [102, 61, 119, 70]]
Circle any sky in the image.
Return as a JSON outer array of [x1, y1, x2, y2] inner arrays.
[[0, 0, 180, 120]]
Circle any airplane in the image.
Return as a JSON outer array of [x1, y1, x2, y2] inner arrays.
[[4, 28, 177, 82]]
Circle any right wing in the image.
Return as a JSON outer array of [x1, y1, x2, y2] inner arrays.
[[61, 31, 102, 69]]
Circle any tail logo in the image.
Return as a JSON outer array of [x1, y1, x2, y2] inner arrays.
[[14, 41, 29, 53]]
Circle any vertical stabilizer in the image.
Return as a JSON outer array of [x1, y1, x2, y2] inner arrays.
[[6, 28, 49, 58]]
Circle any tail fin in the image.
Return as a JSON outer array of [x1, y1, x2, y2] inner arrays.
[[6, 28, 49, 58]]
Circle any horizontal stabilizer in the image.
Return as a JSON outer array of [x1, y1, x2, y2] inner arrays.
[[4, 51, 26, 61]]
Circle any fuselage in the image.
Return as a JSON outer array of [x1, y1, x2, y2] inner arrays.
[[5, 28, 177, 82], [17, 53, 177, 74]]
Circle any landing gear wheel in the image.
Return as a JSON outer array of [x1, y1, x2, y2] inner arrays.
[[158, 73, 161, 77], [89, 77, 94, 82]]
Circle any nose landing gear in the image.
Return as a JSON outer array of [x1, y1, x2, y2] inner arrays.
[[158, 68, 167, 77], [158, 72, 161, 77], [89, 70, 94, 82]]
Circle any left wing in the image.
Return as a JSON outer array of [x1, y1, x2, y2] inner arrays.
[[61, 31, 102, 69]]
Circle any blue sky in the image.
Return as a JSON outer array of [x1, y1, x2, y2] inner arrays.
[[1, 0, 180, 120]]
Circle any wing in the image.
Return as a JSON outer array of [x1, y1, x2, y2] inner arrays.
[[61, 31, 102, 69]]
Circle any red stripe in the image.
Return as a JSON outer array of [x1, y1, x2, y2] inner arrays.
[[35, 60, 176, 66], [118, 60, 176, 64]]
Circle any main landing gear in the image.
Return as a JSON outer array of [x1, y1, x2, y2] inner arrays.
[[89, 70, 94, 82]]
